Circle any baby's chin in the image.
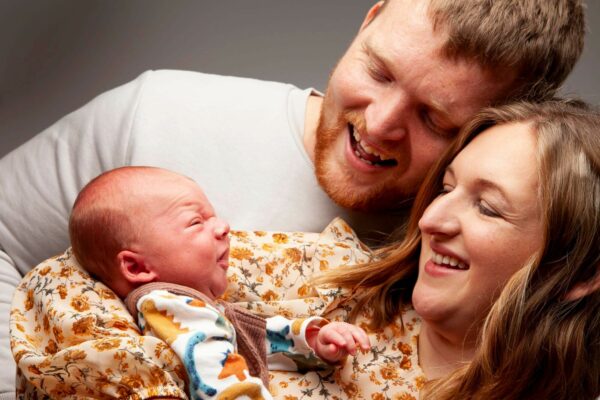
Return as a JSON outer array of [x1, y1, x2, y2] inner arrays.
[[203, 280, 228, 300]]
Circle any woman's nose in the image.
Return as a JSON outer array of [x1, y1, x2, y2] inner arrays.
[[418, 193, 461, 237]]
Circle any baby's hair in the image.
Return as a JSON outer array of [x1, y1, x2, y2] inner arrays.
[[69, 166, 164, 286]]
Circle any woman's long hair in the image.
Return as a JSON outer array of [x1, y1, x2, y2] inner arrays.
[[316, 100, 600, 399]]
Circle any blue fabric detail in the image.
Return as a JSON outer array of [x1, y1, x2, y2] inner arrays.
[[185, 331, 217, 399], [267, 325, 294, 353]]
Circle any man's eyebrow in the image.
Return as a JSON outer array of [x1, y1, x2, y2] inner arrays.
[[364, 40, 457, 129], [362, 41, 389, 69]]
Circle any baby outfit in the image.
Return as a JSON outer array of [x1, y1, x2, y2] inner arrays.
[[125, 282, 327, 400]]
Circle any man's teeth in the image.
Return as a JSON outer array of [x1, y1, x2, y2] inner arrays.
[[354, 152, 374, 166], [352, 129, 393, 161], [432, 251, 467, 270]]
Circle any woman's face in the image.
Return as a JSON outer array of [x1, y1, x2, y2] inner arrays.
[[414, 122, 543, 339]]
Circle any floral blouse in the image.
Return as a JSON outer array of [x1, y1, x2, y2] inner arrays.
[[10, 218, 425, 399]]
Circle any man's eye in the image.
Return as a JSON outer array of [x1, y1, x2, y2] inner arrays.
[[190, 219, 203, 226], [367, 65, 392, 83], [420, 109, 456, 138]]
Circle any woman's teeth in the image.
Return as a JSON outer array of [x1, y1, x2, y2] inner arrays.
[[432, 251, 468, 270]]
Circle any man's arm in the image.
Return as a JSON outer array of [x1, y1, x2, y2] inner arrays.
[[0, 71, 151, 397], [0, 253, 21, 400]]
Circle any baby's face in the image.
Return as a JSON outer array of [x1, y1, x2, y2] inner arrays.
[[134, 173, 230, 299]]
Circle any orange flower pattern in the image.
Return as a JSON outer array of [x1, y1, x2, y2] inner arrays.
[[10, 218, 424, 399], [10, 249, 186, 399]]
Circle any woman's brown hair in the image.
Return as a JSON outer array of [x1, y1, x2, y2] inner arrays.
[[316, 99, 600, 399]]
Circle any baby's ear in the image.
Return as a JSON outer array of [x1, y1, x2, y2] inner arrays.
[[117, 250, 157, 284]]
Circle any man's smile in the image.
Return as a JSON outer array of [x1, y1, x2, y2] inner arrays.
[[348, 123, 398, 168]]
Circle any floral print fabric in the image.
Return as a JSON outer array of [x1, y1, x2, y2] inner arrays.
[[10, 252, 187, 399], [11, 218, 424, 399]]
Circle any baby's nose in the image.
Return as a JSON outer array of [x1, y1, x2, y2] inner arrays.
[[214, 219, 230, 239]]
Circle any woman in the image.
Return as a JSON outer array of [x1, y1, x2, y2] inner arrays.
[[318, 99, 600, 399], [11, 100, 599, 399]]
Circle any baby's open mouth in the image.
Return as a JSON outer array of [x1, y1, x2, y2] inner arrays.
[[217, 248, 229, 267]]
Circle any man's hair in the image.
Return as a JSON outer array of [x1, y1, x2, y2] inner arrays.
[[316, 99, 600, 399], [428, 0, 585, 100], [379, 0, 585, 101]]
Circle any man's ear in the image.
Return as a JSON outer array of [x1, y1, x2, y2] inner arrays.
[[360, 1, 385, 31], [117, 250, 157, 285], [565, 265, 600, 301]]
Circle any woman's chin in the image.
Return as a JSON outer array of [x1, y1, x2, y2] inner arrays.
[[411, 280, 456, 324], [412, 283, 440, 320]]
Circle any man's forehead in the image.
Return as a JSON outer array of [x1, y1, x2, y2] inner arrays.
[[378, 0, 433, 27], [363, 37, 501, 128], [361, 0, 515, 128]]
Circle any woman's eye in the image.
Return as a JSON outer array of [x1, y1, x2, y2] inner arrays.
[[477, 201, 500, 218], [439, 184, 453, 195]]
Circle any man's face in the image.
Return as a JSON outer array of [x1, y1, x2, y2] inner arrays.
[[315, 0, 513, 211]]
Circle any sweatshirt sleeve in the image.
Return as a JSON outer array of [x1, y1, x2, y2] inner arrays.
[[265, 315, 331, 372], [137, 290, 272, 400]]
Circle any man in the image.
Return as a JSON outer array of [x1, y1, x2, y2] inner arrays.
[[0, 0, 585, 398]]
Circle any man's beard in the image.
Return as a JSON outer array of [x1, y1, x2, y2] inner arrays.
[[313, 98, 411, 212]]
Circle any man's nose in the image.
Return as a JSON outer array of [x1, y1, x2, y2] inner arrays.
[[213, 218, 230, 239], [418, 192, 461, 238], [364, 89, 410, 141]]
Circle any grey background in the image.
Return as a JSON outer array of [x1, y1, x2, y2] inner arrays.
[[0, 0, 598, 157]]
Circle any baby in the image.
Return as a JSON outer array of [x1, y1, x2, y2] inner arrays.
[[69, 166, 370, 400]]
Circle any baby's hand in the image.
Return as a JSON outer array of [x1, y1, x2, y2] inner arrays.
[[308, 321, 370, 363]]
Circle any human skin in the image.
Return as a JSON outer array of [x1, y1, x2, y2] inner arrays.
[[114, 171, 231, 299], [414, 122, 543, 378], [106, 169, 371, 363], [306, 321, 371, 363], [304, 0, 515, 211]]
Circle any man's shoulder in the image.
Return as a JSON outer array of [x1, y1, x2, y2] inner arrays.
[[136, 69, 302, 95], [109, 69, 307, 118]]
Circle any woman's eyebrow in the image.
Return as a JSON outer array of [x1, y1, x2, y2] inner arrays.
[[473, 178, 513, 209], [447, 165, 511, 206]]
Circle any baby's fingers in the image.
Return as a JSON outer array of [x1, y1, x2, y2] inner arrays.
[[349, 327, 371, 352], [319, 343, 342, 361], [320, 327, 357, 359]]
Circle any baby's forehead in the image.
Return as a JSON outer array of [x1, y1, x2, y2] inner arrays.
[[129, 171, 199, 194], [141, 181, 212, 211]]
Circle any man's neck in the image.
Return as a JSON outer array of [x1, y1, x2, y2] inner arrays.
[[303, 94, 322, 163]]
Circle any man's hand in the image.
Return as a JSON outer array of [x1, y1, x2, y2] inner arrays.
[[306, 321, 371, 363]]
